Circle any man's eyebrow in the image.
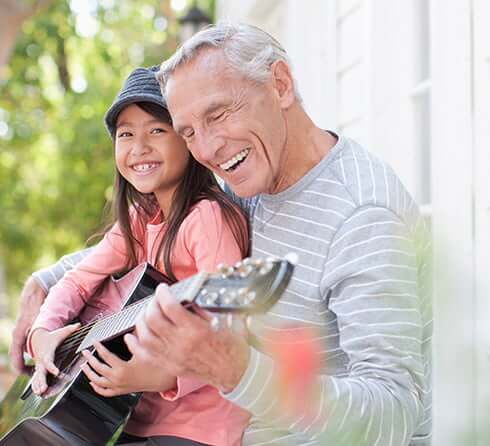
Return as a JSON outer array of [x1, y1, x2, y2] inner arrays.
[[202, 101, 228, 117], [174, 100, 230, 134]]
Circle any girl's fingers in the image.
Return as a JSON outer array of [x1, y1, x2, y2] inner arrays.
[[32, 365, 47, 395], [44, 359, 60, 377], [57, 322, 81, 341]]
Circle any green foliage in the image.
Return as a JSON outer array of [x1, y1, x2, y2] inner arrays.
[[0, 0, 215, 309]]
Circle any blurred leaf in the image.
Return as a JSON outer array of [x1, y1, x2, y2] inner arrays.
[[0, 0, 215, 309]]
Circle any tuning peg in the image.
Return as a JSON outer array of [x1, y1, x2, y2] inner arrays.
[[245, 315, 253, 330], [259, 260, 274, 275], [222, 290, 237, 305], [244, 291, 256, 305], [210, 315, 222, 331], [242, 257, 263, 267], [204, 291, 219, 306], [217, 263, 234, 278], [239, 266, 254, 278], [284, 252, 299, 265]]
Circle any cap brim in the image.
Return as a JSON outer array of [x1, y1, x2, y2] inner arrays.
[[104, 94, 167, 136]]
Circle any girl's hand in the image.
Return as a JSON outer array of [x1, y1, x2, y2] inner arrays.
[[80, 336, 177, 397], [31, 323, 81, 395]]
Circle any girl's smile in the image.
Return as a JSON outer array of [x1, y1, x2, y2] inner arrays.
[[130, 161, 163, 175], [115, 104, 190, 214]]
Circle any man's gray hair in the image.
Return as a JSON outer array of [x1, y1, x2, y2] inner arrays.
[[157, 22, 302, 102]]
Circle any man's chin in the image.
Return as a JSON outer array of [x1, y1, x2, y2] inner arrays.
[[228, 181, 262, 198]]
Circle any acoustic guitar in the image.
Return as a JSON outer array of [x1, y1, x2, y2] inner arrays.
[[0, 256, 294, 445]]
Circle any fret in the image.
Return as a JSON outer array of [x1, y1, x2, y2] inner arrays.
[[76, 272, 208, 353]]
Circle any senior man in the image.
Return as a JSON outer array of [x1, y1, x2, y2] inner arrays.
[[11, 23, 431, 445]]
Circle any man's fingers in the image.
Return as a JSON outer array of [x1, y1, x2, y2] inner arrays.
[[89, 381, 118, 397], [81, 361, 112, 388], [9, 335, 27, 374], [154, 283, 207, 329], [136, 311, 169, 351], [81, 349, 113, 378], [92, 342, 120, 368], [124, 333, 140, 357], [141, 296, 174, 338]]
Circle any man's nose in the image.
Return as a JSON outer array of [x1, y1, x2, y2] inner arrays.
[[192, 132, 226, 163]]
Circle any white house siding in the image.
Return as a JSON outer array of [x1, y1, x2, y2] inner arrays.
[[473, 0, 490, 444], [430, 2, 474, 445], [217, 1, 488, 444]]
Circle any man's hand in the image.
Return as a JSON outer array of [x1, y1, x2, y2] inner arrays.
[[80, 340, 177, 397], [9, 276, 47, 374], [134, 284, 250, 393]]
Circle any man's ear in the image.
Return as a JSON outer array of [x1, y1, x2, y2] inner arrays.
[[270, 60, 296, 109]]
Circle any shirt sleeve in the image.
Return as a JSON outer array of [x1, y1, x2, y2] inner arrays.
[[223, 205, 426, 445], [161, 199, 247, 401], [160, 376, 207, 401], [29, 221, 134, 339], [32, 247, 95, 293]]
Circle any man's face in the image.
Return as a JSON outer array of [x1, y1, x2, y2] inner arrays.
[[166, 50, 291, 197]]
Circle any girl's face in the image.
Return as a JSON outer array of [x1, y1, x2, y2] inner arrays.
[[115, 104, 190, 210]]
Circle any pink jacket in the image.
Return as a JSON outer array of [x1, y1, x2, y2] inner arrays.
[[29, 199, 250, 445]]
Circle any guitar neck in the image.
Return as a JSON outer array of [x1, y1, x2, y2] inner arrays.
[[76, 272, 208, 353]]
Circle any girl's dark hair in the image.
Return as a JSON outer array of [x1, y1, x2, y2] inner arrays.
[[109, 101, 248, 283]]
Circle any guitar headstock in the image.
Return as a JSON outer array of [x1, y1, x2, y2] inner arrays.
[[193, 256, 295, 314]]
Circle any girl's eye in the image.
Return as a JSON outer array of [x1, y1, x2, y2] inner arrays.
[[150, 127, 166, 134], [117, 131, 132, 138]]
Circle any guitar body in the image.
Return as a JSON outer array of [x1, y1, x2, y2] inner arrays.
[[0, 263, 167, 446]]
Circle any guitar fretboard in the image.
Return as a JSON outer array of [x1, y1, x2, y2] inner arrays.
[[76, 272, 208, 353]]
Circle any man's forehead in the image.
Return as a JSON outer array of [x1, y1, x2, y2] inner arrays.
[[166, 53, 246, 121], [167, 48, 228, 87]]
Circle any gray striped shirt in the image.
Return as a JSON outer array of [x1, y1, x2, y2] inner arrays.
[[33, 136, 432, 446]]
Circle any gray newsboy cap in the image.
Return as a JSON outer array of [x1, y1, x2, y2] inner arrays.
[[104, 65, 167, 137]]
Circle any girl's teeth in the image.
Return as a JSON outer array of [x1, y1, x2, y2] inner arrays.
[[133, 163, 157, 172]]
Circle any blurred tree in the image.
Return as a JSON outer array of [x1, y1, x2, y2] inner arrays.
[[0, 0, 215, 312], [0, 0, 53, 72]]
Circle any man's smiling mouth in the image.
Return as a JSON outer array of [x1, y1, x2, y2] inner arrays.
[[219, 148, 250, 172]]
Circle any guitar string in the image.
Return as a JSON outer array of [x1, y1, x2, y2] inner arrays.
[[54, 299, 195, 359], [55, 297, 154, 355], [52, 270, 243, 360], [55, 276, 195, 355]]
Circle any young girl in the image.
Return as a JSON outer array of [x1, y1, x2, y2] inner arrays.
[[27, 66, 250, 446]]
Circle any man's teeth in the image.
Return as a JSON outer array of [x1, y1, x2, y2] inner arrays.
[[132, 163, 159, 172], [220, 149, 249, 171]]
